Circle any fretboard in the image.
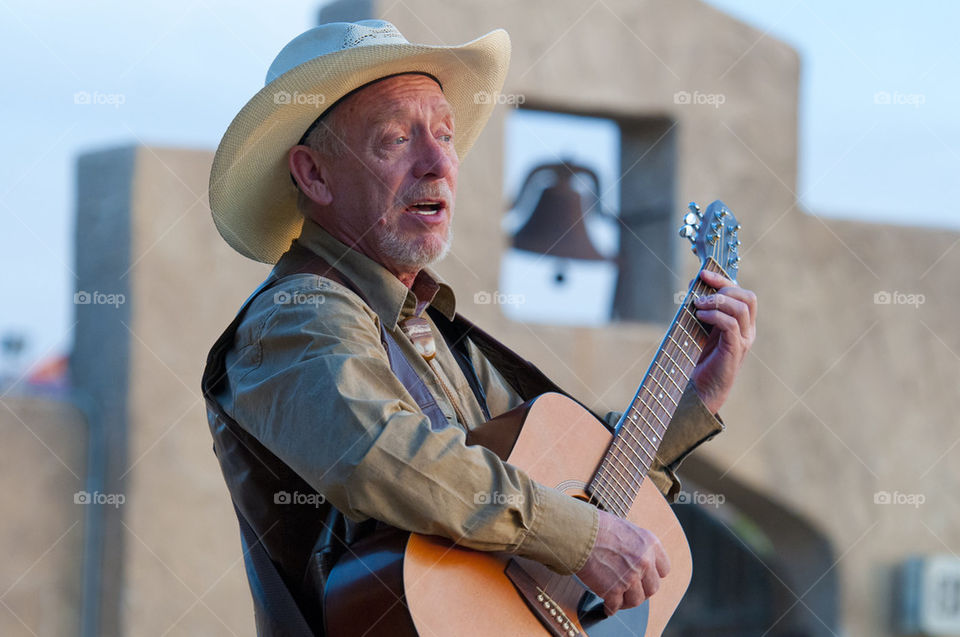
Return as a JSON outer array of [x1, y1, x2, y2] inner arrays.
[[588, 257, 727, 517]]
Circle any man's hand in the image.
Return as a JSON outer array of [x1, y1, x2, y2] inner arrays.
[[575, 510, 671, 616], [690, 269, 757, 414]]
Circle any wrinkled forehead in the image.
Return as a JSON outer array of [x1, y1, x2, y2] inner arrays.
[[298, 72, 450, 144]]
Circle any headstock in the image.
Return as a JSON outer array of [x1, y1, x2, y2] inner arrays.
[[678, 200, 741, 283]]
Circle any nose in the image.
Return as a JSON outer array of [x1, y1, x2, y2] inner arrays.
[[411, 133, 457, 180]]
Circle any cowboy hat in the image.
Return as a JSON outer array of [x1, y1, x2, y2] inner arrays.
[[209, 19, 511, 263]]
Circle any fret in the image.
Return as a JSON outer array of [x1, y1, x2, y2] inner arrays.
[[628, 402, 669, 443], [618, 415, 656, 464], [675, 314, 707, 344], [617, 420, 656, 465], [657, 347, 689, 383], [666, 334, 698, 367], [602, 446, 644, 489], [608, 438, 648, 478], [632, 391, 670, 433], [592, 470, 630, 517], [653, 360, 685, 394], [591, 473, 628, 517], [637, 390, 672, 431], [645, 370, 680, 410]]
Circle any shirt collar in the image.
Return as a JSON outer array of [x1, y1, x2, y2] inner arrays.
[[294, 217, 457, 329]]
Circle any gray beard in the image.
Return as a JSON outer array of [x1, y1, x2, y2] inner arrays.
[[375, 223, 453, 270]]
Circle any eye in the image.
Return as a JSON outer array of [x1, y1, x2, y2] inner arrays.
[[392, 136, 408, 145], [438, 133, 453, 143]]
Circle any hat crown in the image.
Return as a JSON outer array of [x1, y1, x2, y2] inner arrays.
[[265, 20, 410, 85]]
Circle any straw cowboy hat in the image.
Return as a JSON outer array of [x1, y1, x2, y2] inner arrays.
[[209, 19, 511, 263]]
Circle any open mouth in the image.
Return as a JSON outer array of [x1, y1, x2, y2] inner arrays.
[[405, 201, 445, 216]]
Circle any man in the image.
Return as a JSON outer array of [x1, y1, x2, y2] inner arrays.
[[203, 19, 756, 635]]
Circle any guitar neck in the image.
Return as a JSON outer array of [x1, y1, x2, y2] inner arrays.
[[588, 257, 727, 517]]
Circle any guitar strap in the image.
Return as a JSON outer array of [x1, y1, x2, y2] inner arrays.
[[201, 239, 603, 635]]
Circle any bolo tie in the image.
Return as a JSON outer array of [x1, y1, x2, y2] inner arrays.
[[399, 300, 467, 425]]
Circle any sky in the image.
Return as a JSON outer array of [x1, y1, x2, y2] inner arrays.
[[0, 0, 957, 371]]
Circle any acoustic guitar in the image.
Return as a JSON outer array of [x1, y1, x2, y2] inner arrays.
[[324, 201, 742, 636]]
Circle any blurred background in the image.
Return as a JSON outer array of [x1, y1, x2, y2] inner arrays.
[[2, 1, 958, 635]]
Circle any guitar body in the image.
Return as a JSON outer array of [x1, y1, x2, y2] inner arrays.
[[324, 393, 692, 636]]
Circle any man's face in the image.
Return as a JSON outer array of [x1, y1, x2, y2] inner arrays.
[[318, 74, 459, 274]]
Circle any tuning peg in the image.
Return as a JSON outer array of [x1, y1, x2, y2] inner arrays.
[[714, 208, 729, 219], [727, 256, 741, 269], [734, 224, 742, 232], [711, 221, 722, 232], [708, 233, 719, 245], [688, 202, 702, 218], [683, 212, 699, 226], [679, 224, 696, 240]]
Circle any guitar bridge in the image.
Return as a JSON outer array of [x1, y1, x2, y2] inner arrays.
[[504, 558, 583, 637]]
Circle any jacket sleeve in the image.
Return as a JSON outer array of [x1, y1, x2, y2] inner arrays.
[[602, 380, 724, 500], [224, 276, 598, 575]]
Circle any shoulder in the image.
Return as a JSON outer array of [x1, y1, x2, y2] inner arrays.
[[235, 273, 381, 350]]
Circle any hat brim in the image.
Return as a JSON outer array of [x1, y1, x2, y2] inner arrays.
[[209, 29, 511, 263]]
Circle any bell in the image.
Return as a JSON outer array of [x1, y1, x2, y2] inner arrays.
[[511, 161, 607, 262]]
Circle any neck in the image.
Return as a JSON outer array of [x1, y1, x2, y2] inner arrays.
[[588, 257, 726, 517]]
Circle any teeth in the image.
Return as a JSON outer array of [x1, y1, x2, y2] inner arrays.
[[407, 201, 442, 215]]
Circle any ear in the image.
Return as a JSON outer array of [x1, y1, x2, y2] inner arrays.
[[288, 145, 333, 206]]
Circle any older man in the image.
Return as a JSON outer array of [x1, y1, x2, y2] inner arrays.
[[203, 19, 755, 636]]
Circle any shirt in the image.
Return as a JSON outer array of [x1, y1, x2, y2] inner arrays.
[[215, 217, 724, 575]]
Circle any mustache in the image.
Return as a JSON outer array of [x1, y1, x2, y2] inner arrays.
[[397, 184, 453, 208]]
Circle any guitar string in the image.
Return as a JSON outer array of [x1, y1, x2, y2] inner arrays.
[[591, 239, 734, 514], [596, 274, 718, 514]]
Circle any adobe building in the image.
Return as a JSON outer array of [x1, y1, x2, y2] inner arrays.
[[3, 1, 958, 635]]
